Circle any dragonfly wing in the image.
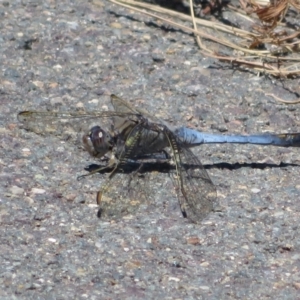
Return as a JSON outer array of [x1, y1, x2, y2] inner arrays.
[[166, 131, 217, 223], [110, 94, 141, 138], [17, 110, 129, 125], [111, 94, 140, 114], [96, 163, 148, 220], [18, 95, 155, 148], [93, 116, 146, 220], [110, 94, 160, 124], [17, 110, 134, 148], [96, 121, 158, 219]]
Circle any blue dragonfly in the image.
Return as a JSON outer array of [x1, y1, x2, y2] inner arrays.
[[18, 94, 300, 223]]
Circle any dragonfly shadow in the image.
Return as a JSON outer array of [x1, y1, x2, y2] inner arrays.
[[204, 162, 300, 170], [85, 160, 300, 175], [85, 161, 174, 175]]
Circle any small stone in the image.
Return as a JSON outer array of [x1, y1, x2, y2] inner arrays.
[[9, 185, 24, 195], [168, 277, 180, 282], [24, 196, 34, 205], [274, 211, 284, 217], [126, 260, 141, 269], [53, 64, 62, 70], [293, 282, 300, 290], [110, 22, 122, 29], [186, 236, 201, 245], [65, 193, 76, 202], [8, 123, 17, 130], [88, 99, 99, 104], [48, 82, 58, 88], [85, 41, 93, 47], [31, 188, 46, 194], [142, 34, 151, 41], [152, 53, 165, 62], [32, 80, 44, 89]]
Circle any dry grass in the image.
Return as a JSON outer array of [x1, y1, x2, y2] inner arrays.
[[105, 0, 300, 80], [91, 0, 300, 102]]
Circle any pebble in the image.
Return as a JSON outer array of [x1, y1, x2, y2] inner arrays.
[[9, 185, 24, 195]]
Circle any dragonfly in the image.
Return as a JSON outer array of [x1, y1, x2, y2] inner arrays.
[[18, 94, 216, 223], [18, 95, 300, 223]]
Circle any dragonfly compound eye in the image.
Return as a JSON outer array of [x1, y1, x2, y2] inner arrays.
[[82, 126, 113, 158]]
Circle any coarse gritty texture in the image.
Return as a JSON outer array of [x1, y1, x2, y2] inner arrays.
[[1, 0, 300, 299]]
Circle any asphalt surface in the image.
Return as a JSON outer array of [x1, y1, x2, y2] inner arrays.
[[1, 0, 300, 299]]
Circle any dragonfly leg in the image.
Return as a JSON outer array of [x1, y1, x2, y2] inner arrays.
[[181, 205, 188, 218], [77, 156, 118, 180], [177, 186, 188, 219], [77, 165, 110, 180]]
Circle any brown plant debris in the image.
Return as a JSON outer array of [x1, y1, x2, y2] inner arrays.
[[100, 0, 300, 79]]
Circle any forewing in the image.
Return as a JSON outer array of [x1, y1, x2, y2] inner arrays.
[[167, 133, 217, 223], [111, 94, 139, 114], [110, 94, 140, 135], [17, 110, 134, 148], [111, 94, 160, 123]]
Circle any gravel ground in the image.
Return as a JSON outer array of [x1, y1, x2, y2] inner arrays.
[[1, 0, 300, 299]]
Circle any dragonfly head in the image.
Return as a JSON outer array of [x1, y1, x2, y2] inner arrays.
[[83, 126, 114, 158]]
